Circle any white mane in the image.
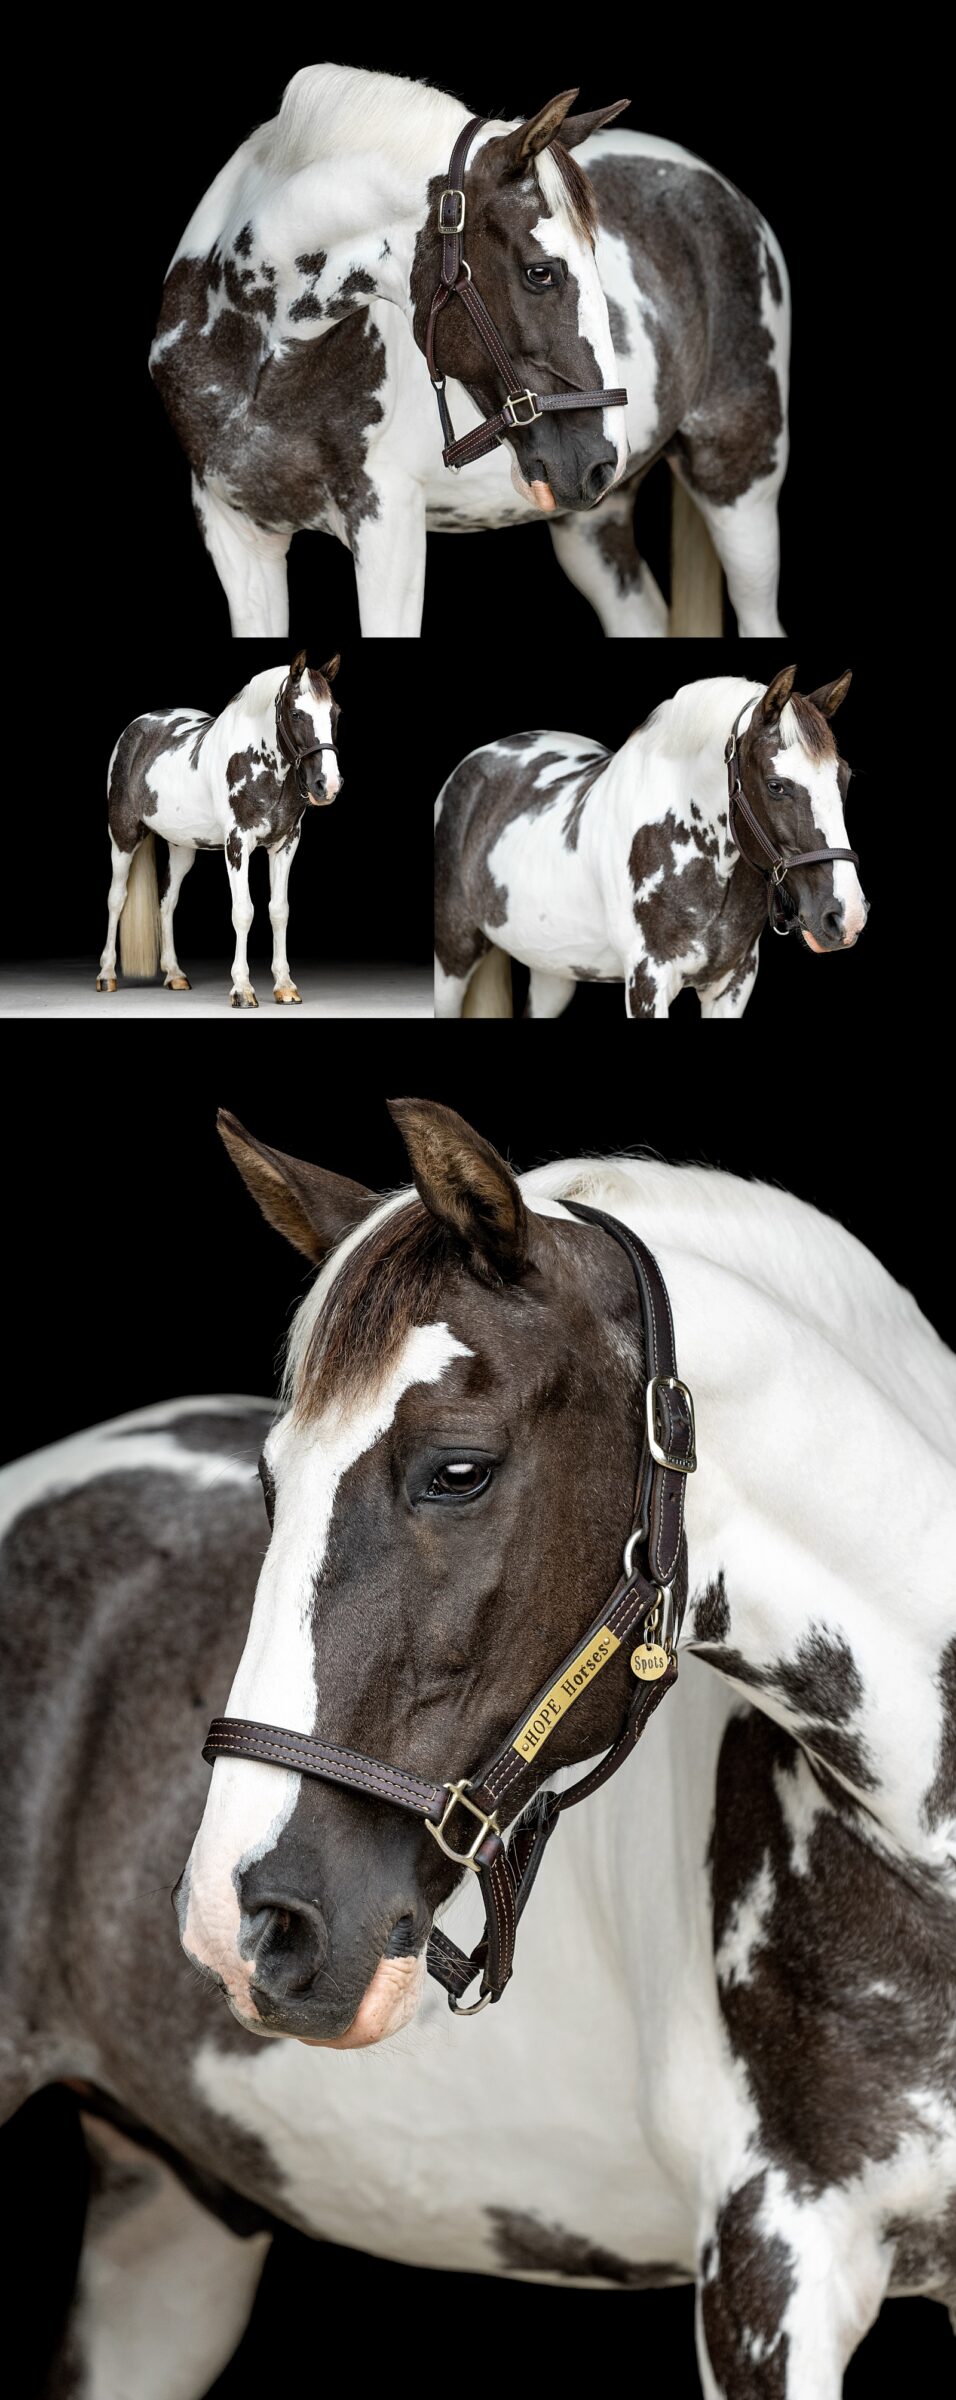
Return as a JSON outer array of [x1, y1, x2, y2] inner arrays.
[[629, 677, 830, 767]]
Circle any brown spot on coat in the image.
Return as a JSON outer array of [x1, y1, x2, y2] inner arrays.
[[692, 1572, 730, 1643], [701, 2174, 793, 2397], [711, 1712, 956, 2195], [921, 1637, 956, 1832], [488, 2206, 688, 2286], [225, 828, 243, 872]]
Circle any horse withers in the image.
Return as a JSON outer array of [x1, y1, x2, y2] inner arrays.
[[98, 653, 341, 1007], [434, 667, 865, 1018]]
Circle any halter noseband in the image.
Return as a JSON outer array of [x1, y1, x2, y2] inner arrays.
[[725, 700, 858, 937], [203, 1203, 695, 2016], [275, 690, 338, 801], [425, 117, 629, 472]]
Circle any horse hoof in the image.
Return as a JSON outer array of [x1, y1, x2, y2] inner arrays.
[[274, 986, 302, 1005], [165, 975, 191, 992], [95, 976, 117, 993], [230, 991, 258, 1009]]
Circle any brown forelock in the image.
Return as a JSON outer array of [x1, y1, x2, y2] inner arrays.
[[549, 143, 597, 244], [293, 1201, 456, 1421], [308, 667, 330, 702], [785, 693, 837, 762]]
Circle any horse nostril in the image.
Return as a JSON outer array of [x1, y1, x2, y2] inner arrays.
[[385, 1914, 417, 1958], [821, 902, 844, 946], [582, 459, 616, 505], [247, 1895, 329, 2000]]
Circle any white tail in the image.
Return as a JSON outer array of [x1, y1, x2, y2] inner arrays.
[[669, 479, 724, 637], [463, 949, 513, 1017], [119, 834, 161, 978]]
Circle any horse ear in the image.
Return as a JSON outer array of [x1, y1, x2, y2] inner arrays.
[[217, 1110, 375, 1264], [388, 1098, 528, 1282], [321, 654, 341, 683], [559, 98, 630, 151], [289, 651, 307, 683], [751, 665, 797, 729], [806, 671, 852, 719], [509, 90, 581, 164]]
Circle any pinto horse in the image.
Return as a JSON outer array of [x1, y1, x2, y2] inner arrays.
[[434, 667, 866, 1018], [99, 653, 341, 1007], [150, 67, 788, 638], [1, 1102, 952, 2399]]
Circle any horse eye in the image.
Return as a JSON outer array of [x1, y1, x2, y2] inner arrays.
[[426, 1462, 492, 1500], [766, 780, 783, 795], [524, 260, 564, 290]]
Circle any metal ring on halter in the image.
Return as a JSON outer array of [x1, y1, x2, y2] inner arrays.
[[448, 1985, 493, 2017], [622, 1525, 647, 1582]]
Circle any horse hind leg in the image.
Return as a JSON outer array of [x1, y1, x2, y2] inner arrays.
[[547, 475, 667, 637], [526, 969, 575, 1019], [97, 841, 135, 991], [159, 842, 196, 990], [46, 2112, 270, 2400], [192, 477, 291, 639]]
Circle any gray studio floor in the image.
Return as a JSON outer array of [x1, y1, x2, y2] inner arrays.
[[1, 962, 433, 1020]]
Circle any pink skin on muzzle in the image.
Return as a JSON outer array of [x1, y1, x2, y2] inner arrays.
[[297, 1952, 426, 2049]]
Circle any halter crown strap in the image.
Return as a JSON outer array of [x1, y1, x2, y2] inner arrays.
[[202, 1205, 694, 2014], [725, 699, 858, 934], [425, 117, 628, 473]]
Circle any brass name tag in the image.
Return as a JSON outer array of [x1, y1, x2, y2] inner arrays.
[[631, 1643, 669, 1682], [513, 1627, 621, 1761]]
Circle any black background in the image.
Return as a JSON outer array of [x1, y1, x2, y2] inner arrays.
[[7, 1056, 954, 2394], [5, 642, 429, 967], [100, 36, 871, 652]]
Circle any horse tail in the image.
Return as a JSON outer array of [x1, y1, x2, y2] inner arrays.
[[463, 949, 514, 1018], [119, 834, 161, 978], [669, 479, 723, 637]]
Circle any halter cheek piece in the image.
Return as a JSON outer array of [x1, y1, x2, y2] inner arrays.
[[425, 117, 629, 473], [275, 691, 339, 803], [203, 1203, 695, 2016], [725, 700, 858, 937]]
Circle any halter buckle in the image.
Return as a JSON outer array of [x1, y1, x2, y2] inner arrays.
[[646, 1375, 697, 1472], [438, 188, 466, 233], [427, 1780, 501, 1872], [502, 390, 542, 429]]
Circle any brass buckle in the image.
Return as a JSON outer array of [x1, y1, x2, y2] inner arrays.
[[646, 1374, 697, 1471], [502, 390, 542, 428], [426, 1780, 501, 1872], [438, 188, 466, 233]]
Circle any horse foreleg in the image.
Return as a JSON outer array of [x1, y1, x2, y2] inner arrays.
[[698, 949, 759, 1018], [268, 833, 301, 1003], [47, 2112, 270, 2400], [695, 2171, 891, 2398], [193, 478, 291, 638], [224, 838, 257, 1009], [97, 842, 134, 991], [678, 467, 785, 638], [548, 478, 668, 637], [159, 842, 196, 991], [624, 955, 676, 1017], [352, 474, 427, 636]]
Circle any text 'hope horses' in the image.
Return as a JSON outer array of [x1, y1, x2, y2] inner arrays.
[[99, 653, 341, 1007], [1, 1102, 952, 2398]]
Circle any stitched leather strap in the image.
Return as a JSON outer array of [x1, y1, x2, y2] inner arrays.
[[425, 116, 628, 473], [203, 1720, 448, 1821]]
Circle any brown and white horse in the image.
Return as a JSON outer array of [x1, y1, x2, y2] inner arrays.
[[1, 1104, 952, 2397]]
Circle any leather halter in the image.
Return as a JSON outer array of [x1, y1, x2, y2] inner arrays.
[[203, 1202, 695, 2016], [275, 690, 338, 802], [725, 700, 858, 937], [424, 117, 628, 472]]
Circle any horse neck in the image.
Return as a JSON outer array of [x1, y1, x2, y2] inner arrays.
[[524, 1167, 956, 1886], [243, 75, 472, 335], [619, 676, 766, 878], [224, 670, 287, 755]]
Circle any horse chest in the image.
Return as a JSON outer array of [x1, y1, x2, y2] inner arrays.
[[153, 261, 391, 542]]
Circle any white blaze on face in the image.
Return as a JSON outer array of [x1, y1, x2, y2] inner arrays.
[[298, 686, 341, 798], [181, 1320, 472, 2019], [770, 738, 866, 943], [504, 151, 627, 504]]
